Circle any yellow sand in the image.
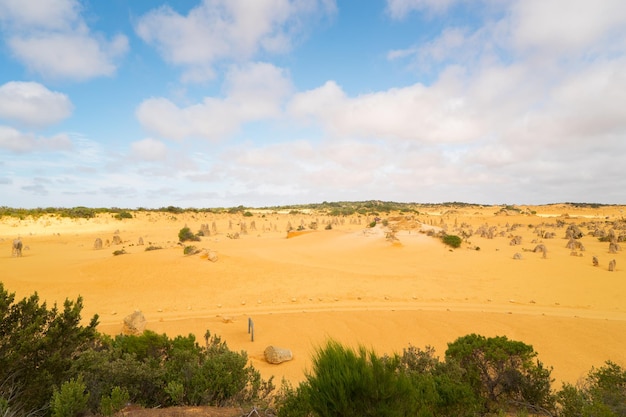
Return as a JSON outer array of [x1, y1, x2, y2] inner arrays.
[[1, 205, 625, 387]]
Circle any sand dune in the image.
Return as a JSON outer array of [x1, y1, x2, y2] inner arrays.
[[1, 205, 625, 387]]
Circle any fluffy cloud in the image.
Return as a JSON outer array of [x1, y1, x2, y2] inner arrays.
[[135, 0, 336, 82], [136, 62, 292, 140], [131, 138, 168, 161], [0, 0, 128, 80], [0, 81, 73, 127], [0, 125, 72, 153], [288, 78, 484, 143], [511, 0, 626, 57]]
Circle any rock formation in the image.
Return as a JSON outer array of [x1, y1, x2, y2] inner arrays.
[[264, 345, 293, 364], [533, 244, 547, 258], [12, 238, 22, 257], [122, 311, 146, 335], [608, 259, 616, 272], [94, 238, 103, 250]]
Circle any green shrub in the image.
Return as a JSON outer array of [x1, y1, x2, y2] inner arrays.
[[50, 376, 89, 417], [0, 284, 99, 414], [114, 211, 133, 220], [178, 227, 200, 242], [164, 381, 185, 406], [243, 211, 253, 217], [300, 340, 419, 417], [183, 245, 199, 255], [442, 234, 462, 248], [368, 220, 377, 228], [112, 249, 126, 256], [445, 334, 555, 414], [557, 361, 626, 417], [145, 245, 162, 251], [99, 386, 129, 416]]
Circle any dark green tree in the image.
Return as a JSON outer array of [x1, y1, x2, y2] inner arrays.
[[445, 333, 555, 414], [0, 283, 99, 415], [557, 361, 626, 417]]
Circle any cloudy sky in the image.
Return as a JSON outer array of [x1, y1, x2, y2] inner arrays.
[[1, 0, 625, 208]]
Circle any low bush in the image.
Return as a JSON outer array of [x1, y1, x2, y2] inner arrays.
[[557, 361, 626, 417], [445, 334, 555, 414], [99, 386, 130, 416], [178, 227, 200, 242], [442, 234, 462, 248], [183, 245, 199, 255], [114, 211, 133, 220], [50, 376, 89, 417]]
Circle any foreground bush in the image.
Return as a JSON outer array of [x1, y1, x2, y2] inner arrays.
[[557, 361, 626, 417], [50, 377, 88, 417], [278, 336, 558, 417], [0, 283, 99, 415], [71, 330, 274, 411], [445, 333, 555, 414]]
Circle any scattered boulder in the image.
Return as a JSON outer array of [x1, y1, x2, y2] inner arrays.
[[513, 253, 523, 260], [264, 345, 293, 364], [592, 256, 599, 267], [137, 236, 144, 246], [122, 311, 147, 335], [207, 250, 218, 262], [112, 235, 122, 245], [509, 236, 522, 246], [94, 238, 103, 250]]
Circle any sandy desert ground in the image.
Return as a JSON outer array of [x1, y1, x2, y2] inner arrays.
[[1, 204, 625, 388]]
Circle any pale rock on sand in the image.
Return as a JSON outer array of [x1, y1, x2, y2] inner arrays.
[[264, 346, 294, 364], [122, 310, 147, 335]]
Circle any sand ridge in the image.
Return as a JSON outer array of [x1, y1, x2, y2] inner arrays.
[[1, 205, 625, 386]]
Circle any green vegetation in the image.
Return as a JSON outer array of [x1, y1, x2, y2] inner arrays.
[[178, 226, 200, 242], [0, 282, 99, 414], [113, 211, 133, 220], [278, 336, 555, 416], [183, 245, 199, 255], [50, 376, 89, 417], [442, 234, 462, 248], [2, 283, 625, 417]]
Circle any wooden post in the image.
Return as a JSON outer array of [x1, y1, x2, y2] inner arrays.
[[248, 317, 254, 342]]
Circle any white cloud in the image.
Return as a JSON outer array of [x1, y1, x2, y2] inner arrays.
[[135, 0, 336, 82], [0, 81, 73, 127], [131, 138, 168, 161], [386, 0, 459, 19], [0, 125, 72, 153], [511, 0, 626, 57], [0, 0, 128, 80], [288, 78, 484, 143], [136, 62, 292, 140]]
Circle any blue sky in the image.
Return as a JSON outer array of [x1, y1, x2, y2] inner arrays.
[[1, 0, 625, 209]]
